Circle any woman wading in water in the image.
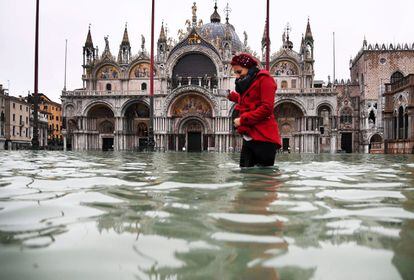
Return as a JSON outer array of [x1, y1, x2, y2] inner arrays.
[[227, 53, 281, 167]]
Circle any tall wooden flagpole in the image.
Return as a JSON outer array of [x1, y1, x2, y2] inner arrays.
[[265, 0, 270, 71], [32, 0, 40, 149], [148, 0, 155, 150]]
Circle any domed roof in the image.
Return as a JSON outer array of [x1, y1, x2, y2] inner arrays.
[[199, 4, 243, 53], [200, 23, 243, 52]]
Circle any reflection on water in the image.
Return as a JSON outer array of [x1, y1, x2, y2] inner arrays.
[[0, 151, 413, 280]]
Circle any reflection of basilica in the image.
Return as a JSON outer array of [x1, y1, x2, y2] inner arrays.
[[61, 2, 413, 153]]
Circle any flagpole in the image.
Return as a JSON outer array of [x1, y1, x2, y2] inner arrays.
[[148, 0, 155, 151], [333, 32, 336, 87], [265, 0, 270, 70], [32, 0, 40, 149], [64, 39, 67, 91]]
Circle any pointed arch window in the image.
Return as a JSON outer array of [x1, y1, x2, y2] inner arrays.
[[391, 71, 404, 84], [368, 110, 376, 126], [340, 107, 353, 124]]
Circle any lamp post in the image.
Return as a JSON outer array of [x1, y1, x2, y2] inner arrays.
[[148, 0, 155, 151], [32, 0, 40, 149]]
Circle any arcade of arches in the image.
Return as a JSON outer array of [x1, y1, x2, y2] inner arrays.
[[67, 102, 151, 151], [274, 102, 337, 153]]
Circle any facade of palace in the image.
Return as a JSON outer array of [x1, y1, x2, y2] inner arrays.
[[61, 2, 414, 153], [336, 40, 414, 153], [383, 74, 414, 153]]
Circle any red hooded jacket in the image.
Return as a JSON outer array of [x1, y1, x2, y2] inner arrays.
[[228, 70, 281, 148]]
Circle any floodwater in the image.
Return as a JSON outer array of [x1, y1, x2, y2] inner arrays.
[[0, 151, 413, 280]]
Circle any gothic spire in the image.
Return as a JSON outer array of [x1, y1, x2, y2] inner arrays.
[[305, 18, 313, 42], [85, 24, 94, 48], [210, 1, 221, 23], [158, 21, 167, 42], [121, 23, 130, 46]]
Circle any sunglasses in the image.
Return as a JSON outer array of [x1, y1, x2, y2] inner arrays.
[[234, 70, 243, 75]]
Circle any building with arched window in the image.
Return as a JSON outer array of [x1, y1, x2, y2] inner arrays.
[[61, 3, 414, 154], [61, 3, 339, 153], [335, 39, 414, 153], [383, 74, 414, 153]]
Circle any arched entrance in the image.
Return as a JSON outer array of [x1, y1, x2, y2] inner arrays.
[[369, 133, 384, 154], [317, 104, 333, 153], [123, 101, 150, 150], [86, 104, 115, 150], [168, 93, 213, 152], [181, 119, 204, 152], [274, 102, 305, 153]]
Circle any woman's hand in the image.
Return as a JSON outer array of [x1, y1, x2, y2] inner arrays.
[[234, 118, 241, 127]]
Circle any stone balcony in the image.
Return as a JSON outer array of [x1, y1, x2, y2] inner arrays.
[[61, 90, 162, 98], [277, 88, 337, 95]]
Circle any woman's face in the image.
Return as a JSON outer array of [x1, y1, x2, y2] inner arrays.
[[232, 65, 248, 79]]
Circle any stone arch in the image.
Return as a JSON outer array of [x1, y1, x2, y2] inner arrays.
[[275, 101, 305, 118], [120, 98, 150, 117], [369, 133, 383, 143], [316, 102, 335, 114], [274, 99, 307, 116], [163, 86, 219, 117], [122, 100, 150, 135], [165, 46, 223, 79], [177, 115, 210, 134], [229, 103, 237, 117], [82, 101, 115, 117]]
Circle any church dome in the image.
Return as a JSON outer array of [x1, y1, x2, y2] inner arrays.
[[199, 3, 243, 53]]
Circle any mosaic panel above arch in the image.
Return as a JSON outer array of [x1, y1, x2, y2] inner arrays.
[[271, 60, 299, 76], [97, 65, 119, 80], [171, 94, 213, 118], [129, 63, 155, 78]]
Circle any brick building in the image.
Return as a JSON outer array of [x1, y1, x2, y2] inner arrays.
[[335, 40, 414, 153]]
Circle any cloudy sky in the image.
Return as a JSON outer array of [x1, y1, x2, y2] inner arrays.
[[0, 0, 413, 102]]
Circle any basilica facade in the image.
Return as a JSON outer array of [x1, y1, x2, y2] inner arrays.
[[61, 2, 339, 153]]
